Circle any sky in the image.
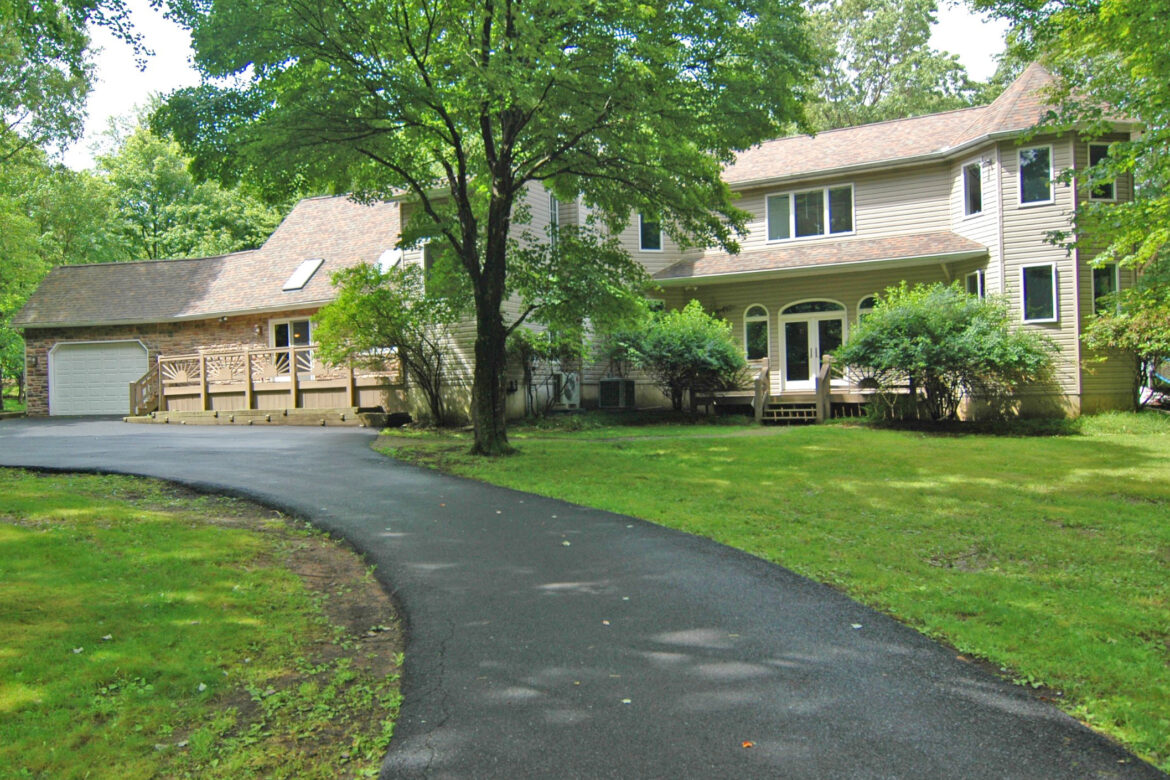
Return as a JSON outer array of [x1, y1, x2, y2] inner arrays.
[[61, 0, 1012, 171]]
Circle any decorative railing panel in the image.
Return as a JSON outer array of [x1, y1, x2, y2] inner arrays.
[[149, 345, 401, 413]]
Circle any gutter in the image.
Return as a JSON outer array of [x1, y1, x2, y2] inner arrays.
[[15, 299, 337, 331]]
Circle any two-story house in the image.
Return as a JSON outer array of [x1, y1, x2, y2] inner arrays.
[[14, 64, 1135, 419]]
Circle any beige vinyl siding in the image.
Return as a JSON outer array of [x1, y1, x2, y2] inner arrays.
[[680, 261, 986, 395], [613, 215, 685, 276], [949, 148, 999, 293], [1072, 137, 1138, 408], [732, 166, 952, 258], [999, 135, 1080, 396]]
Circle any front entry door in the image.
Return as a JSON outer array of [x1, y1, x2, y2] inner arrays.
[[781, 305, 845, 391]]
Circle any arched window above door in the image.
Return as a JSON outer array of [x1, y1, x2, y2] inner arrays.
[[781, 300, 845, 316]]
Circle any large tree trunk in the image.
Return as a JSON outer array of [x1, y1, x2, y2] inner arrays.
[[468, 194, 515, 456], [470, 302, 511, 454]]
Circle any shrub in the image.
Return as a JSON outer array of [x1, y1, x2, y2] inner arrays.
[[610, 300, 746, 412], [1082, 264, 1170, 409], [314, 263, 466, 425], [835, 283, 1057, 421]]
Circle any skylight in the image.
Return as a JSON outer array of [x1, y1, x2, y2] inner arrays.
[[283, 258, 324, 291]]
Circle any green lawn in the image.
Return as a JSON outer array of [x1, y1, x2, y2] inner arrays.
[[0, 470, 402, 779], [379, 412, 1170, 770]]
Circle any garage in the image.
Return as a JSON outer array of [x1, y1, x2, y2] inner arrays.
[[49, 341, 149, 416]]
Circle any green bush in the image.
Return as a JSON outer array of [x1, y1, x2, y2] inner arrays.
[[835, 283, 1057, 421], [1082, 261, 1170, 409], [610, 300, 746, 412]]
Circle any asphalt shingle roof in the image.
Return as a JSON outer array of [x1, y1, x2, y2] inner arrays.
[[723, 63, 1058, 187], [15, 195, 401, 328], [654, 232, 987, 282]]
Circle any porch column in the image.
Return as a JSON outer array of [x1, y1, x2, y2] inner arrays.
[[288, 348, 298, 409], [199, 354, 209, 411]]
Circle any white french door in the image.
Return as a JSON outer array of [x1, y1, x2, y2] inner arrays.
[[781, 314, 844, 392]]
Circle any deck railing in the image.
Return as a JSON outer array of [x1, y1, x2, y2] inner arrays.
[[751, 358, 771, 423], [131, 345, 402, 414], [814, 355, 834, 422], [128, 361, 161, 416]]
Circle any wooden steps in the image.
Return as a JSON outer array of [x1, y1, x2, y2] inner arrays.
[[761, 400, 819, 424], [124, 407, 377, 427]]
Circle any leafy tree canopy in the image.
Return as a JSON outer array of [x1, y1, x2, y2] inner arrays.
[[98, 114, 286, 260], [155, 0, 817, 454], [976, 0, 1170, 270], [0, 0, 140, 161], [806, 0, 987, 130]]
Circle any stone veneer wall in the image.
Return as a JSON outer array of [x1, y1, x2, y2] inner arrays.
[[23, 308, 319, 416]]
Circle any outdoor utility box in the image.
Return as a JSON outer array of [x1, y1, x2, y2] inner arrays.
[[598, 378, 636, 409]]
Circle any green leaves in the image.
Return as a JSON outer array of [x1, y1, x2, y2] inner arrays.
[[612, 300, 746, 412], [807, 0, 984, 130], [835, 283, 1057, 421], [977, 0, 1170, 271]]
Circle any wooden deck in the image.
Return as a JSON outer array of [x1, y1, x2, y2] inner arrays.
[[129, 346, 403, 417], [705, 357, 871, 424]]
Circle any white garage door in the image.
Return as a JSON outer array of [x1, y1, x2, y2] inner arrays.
[[50, 341, 149, 416]]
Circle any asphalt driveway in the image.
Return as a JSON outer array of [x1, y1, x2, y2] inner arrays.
[[0, 419, 1162, 779]]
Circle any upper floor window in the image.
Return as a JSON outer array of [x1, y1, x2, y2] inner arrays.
[[1019, 146, 1052, 205], [1092, 263, 1119, 314], [744, 305, 769, 360], [766, 185, 853, 242], [1022, 263, 1058, 322], [963, 163, 982, 216], [639, 214, 662, 251], [1088, 144, 1115, 201]]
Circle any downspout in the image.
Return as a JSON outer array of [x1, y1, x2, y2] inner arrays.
[[1068, 135, 1084, 402], [995, 143, 1006, 294]]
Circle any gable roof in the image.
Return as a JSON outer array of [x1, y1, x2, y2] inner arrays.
[[723, 63, 1066, 188], [14, 195, 401, 329]]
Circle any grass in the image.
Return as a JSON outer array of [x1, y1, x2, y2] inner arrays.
[[0, 389, 24, 413], [378, 410, 1170, 770], [0, 470, 402, 779]]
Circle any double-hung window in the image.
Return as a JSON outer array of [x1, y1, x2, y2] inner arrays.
[[963, 163, 982, 215], [1088, 144, 1115, 201], [1021, 264, 1058, 322], [1019, 146, 1053, 205], [766, 185, 853, 241], [1092, 263, 1119, 314], [965, 269, 985, 298], [639, 214, 662, 251]]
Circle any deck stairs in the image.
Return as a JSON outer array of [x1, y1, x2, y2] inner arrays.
[[761, 398, 820, 424]]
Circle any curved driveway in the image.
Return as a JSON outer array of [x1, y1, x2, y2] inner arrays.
[[0, 419, 1162, 779]]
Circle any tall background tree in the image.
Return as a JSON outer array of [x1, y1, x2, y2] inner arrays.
[[806, 0, 986, 130], [0, 0, 141, 161], [156, 0, 817, 454]]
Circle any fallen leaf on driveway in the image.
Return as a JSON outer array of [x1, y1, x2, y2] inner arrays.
[[742, 741, 755, 749]]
